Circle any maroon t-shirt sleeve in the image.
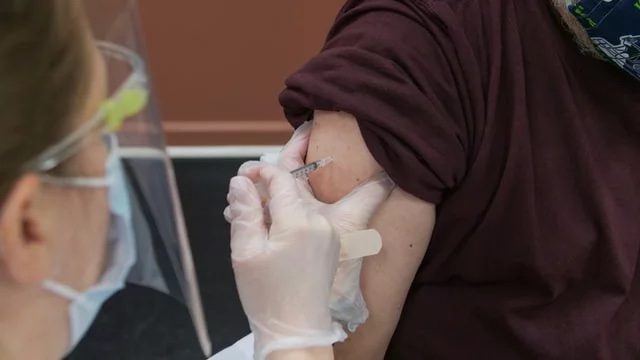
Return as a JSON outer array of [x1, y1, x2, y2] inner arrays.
[[279, 0, 473, 204]]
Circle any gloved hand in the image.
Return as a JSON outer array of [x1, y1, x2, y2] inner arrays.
[[225, 123, 393, 359], [226, 165, 344, 360], [265, 122, 394, 332]]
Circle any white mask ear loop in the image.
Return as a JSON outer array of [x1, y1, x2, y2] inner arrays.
[[42, 280, 94, 311], [40, 174, 112, 188], [42, 280, 84, 302]]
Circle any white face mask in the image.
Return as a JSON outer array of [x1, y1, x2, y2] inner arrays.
[[40, 135, 136, 354]]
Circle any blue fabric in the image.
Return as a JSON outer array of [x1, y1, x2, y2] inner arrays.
[[570, 0, 640, 80]]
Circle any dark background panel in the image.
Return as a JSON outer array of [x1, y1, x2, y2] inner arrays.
[[173, 157, 253, 354]]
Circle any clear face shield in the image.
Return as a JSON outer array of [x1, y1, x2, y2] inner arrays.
[[23, 0, 211, 356]]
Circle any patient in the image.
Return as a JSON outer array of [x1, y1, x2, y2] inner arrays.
[[280, 0, 640, 359]]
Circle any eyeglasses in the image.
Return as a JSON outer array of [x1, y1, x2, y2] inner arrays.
[[23, 41, 149, 174]]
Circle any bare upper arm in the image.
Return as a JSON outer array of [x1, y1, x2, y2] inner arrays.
[[307, 111, 382, 203], [307, 111, 436, 359]]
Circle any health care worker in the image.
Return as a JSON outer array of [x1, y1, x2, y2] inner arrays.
[[0, 1, 391, 360]]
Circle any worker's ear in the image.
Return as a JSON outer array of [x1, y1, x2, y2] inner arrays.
[[0, 175, 50, 285]]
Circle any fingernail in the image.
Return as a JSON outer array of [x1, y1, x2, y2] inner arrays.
[[230, 176, 248, 195], [238, 161, 261, 175]]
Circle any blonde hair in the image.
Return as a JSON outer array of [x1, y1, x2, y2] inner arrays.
[[0, 1, 92, 201]]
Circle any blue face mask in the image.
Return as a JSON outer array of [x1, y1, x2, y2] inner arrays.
[[569, 0, 640, 81], [40, 135, 136, 355]]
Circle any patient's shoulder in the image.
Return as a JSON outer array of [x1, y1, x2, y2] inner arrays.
[[307, 111, 383, 204]]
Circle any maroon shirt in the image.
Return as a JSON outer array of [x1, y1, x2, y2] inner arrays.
[[280, 0, 640, 358]]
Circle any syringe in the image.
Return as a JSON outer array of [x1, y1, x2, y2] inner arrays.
[[290, 156, 334, 179], [257, 157, 334, 225]]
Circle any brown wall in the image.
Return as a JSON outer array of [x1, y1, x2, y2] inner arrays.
[[137, 1, 344, 145]]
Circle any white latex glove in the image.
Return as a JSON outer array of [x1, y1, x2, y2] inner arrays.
[[225, 124, 393, 359], [226, 165, 345, 360], [264, 122, 394, 331]]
